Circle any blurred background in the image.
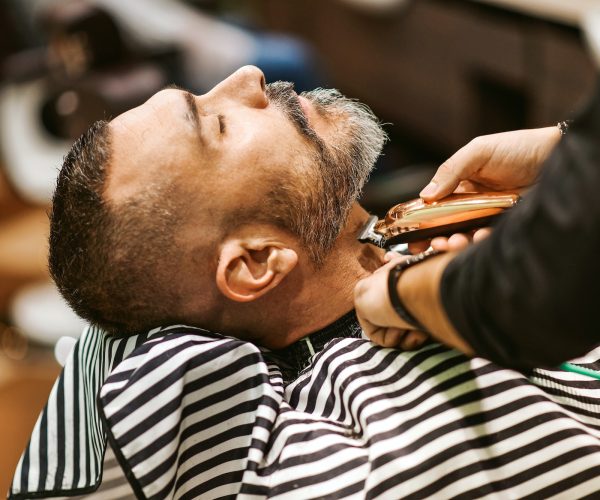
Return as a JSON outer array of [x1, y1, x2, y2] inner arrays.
[[0, 0, 597, 491]]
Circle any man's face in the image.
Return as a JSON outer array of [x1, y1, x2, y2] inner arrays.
[[107, 65, 385, 262]]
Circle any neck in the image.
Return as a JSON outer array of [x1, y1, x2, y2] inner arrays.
[[227, 204, 385, 348]]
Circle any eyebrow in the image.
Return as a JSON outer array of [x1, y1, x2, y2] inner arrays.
[[183, 91, 202, 139], [161, 84, 202, 136]]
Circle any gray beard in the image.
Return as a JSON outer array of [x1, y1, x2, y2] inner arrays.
[[265, 82, 387, 264]]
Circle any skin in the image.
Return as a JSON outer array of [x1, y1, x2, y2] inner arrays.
[[107, 67, 331, 208], [104, 67, 561, 355], [420, 127, 561, 201], [410, 127, 561, 254], [354, 251, 473, 355], [355, 126, 562, 355], [105, 65, 388, 349]]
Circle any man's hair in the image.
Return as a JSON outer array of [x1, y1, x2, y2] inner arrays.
[[49, 87, 384, 336], [49, 120, 186, 335], [49, 120, 325, 337]]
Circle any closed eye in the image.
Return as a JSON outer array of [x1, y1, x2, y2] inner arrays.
[[218, 114, 226, 134]]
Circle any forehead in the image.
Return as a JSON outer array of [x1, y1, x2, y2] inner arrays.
[[112, 89, 185, 134], [105, 89, 207, 204], [104, 87, 316, 213], [110, 89, 197, 154]]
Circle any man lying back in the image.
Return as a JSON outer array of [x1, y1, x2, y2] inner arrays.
[[13, 66, 600, 500], [50, 64, 394, 348]]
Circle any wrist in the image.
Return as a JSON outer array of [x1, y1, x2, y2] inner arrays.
[[396, 252, 452, 322], [556, 120, 573, 136], [397, 251, 474, 354], [387, 249, 441, 330]]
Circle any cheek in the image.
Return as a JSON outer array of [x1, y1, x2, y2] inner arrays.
[[231, 128, 306, 174], [221, 109, 320, 188]]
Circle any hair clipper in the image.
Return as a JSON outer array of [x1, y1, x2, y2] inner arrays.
[[357, 192, 520, 248]]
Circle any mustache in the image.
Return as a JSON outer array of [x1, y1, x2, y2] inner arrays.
[[265, 81, 387, 265], [265, 82, 320, 143]]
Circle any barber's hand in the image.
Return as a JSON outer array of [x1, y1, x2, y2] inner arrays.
[[409, 127, 559, 253], [419, 127, 561, 202], [407, 227, 492, 254], [354, 255, 429, 350]]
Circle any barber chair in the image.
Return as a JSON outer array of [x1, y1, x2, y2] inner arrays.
[[0, 3, 180, 347], [0, 2, 181, 204]]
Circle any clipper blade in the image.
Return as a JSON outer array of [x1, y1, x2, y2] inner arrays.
[[357, 215, 386, 247]]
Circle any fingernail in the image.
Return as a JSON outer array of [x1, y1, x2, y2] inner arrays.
[[420, 182, 437, 198]]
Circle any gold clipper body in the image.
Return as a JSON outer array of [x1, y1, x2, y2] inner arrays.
[[358, 192, 520, 248]]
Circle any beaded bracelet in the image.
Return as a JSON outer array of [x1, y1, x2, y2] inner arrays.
[[557, 120, 572, 136], [387, 248, 441, 331]]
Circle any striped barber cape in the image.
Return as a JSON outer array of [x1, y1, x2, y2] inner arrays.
[[8, 320, 600, 499]]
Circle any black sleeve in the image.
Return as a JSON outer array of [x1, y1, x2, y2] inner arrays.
[[440, 77, 600, 369]]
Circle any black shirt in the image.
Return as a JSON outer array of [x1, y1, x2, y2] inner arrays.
[[441, 77, 600, 369]]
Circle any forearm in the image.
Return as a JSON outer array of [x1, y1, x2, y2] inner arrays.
[[438, 79, 600, 368], [397, 80, 600, 368], [396, 251, 474, 355]]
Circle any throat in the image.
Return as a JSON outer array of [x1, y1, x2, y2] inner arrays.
[[268, 309, 362, 381], [215, 204, 385, 350], [259, 238, 384, 349]]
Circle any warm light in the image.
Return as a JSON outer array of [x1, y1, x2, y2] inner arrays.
[[0, 325, 28, 361], [54, 336, 78, 366]]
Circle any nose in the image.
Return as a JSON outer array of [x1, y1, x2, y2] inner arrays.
[[208, 65, 268, 108]]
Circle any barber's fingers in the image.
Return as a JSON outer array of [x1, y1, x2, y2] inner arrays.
[[362, 324, 429, 350], [405, 227, 493, 255], [473, 227, 492, 243], [407, 237, 451, 255], [356, 259, 431, 351], [400, 330, 429, 350], [356, 313, 403, 347], [454, 179, 490, 193], [354, 268, 414, 332], [448, 233, 471, 249], [432, 228, 492, 250], [408, 233, 471, 254], [407, 240, 430, 254], [420, 138, 490, 202], [429, 237, 449, 251], [383, 251, 411, 266], [367, 326, 407, 348]]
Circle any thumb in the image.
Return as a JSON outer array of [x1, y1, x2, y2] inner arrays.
[[419, 162, 462, 201], [420, 139, 486, 201]]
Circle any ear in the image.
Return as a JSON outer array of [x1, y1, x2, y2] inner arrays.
[[215, 237, 298, 302]]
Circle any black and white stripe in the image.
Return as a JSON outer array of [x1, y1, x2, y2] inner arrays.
[[10, 326, 600, 499], [9, 324, 165, 498], [55, 446, 134, 500]]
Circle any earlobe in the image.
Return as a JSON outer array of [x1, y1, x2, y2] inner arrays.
[[216, 240, 298, 302]]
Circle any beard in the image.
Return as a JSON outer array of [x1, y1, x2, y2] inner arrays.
[[264, 82, 387, 265]]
